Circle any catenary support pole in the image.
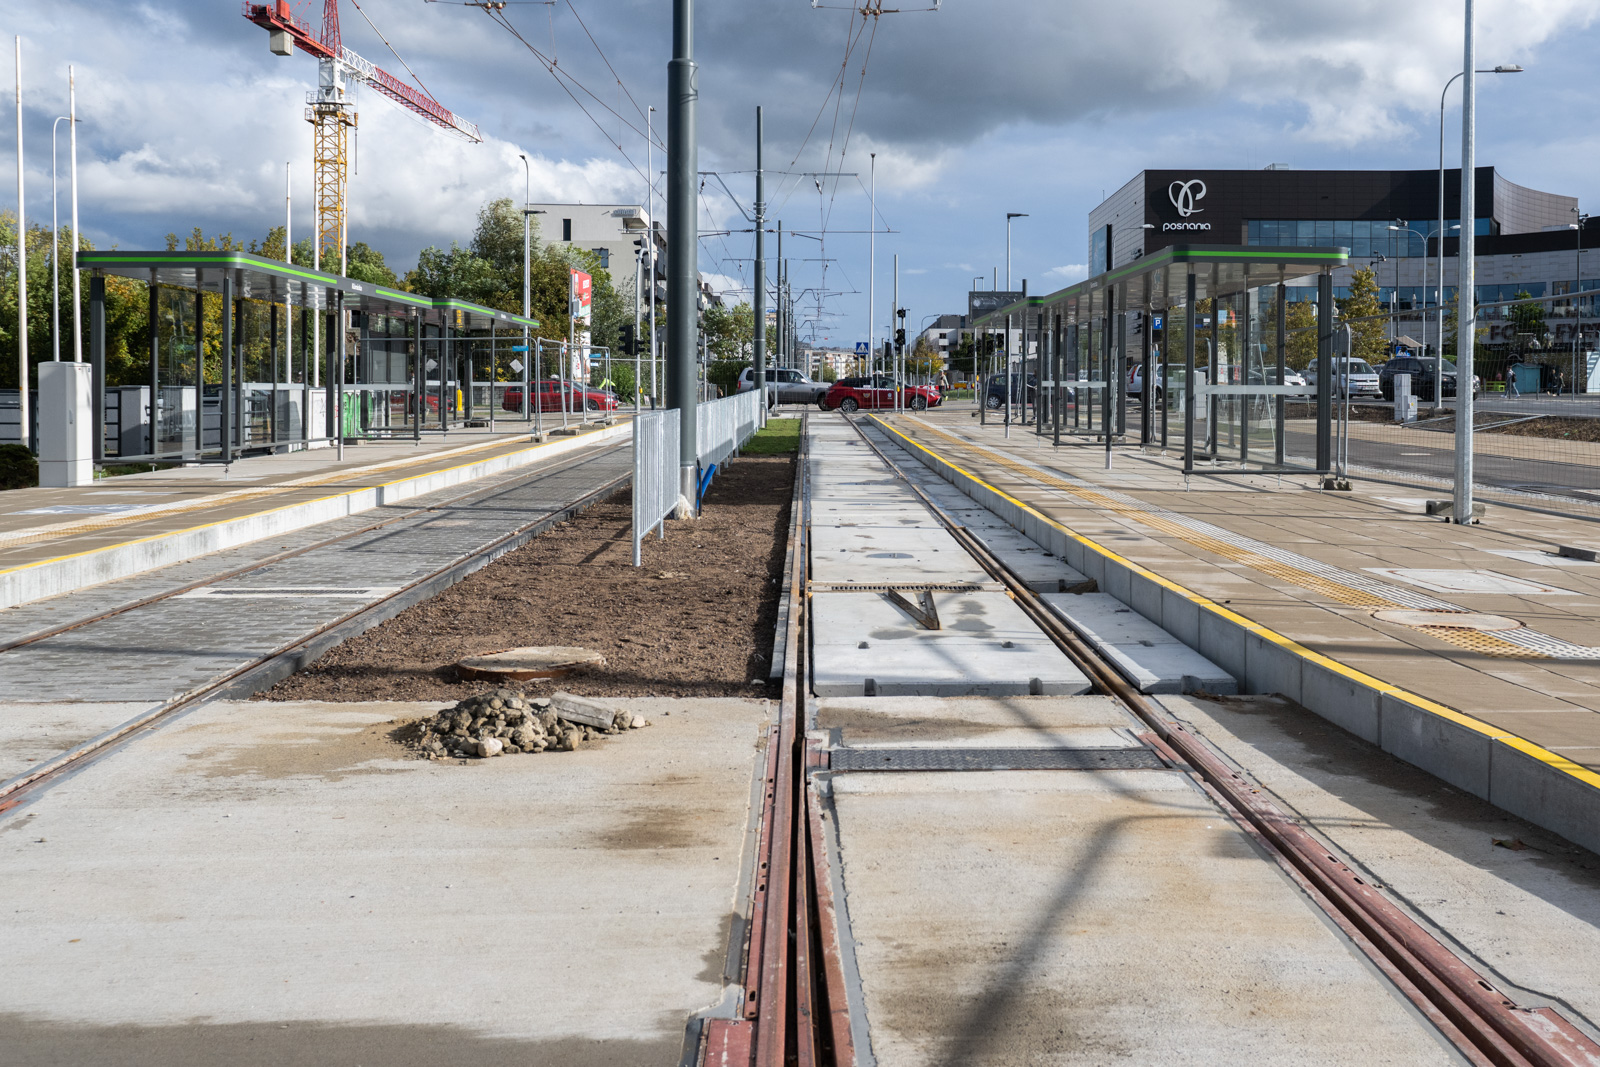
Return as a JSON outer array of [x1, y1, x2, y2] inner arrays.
[[15, 38, 28, 447], [147, 276, 158, 456], [868, 153, 875, 372], [667, 0, 699, 514], [1455, 0, 1477, 523], [753, 106, 767, 415]]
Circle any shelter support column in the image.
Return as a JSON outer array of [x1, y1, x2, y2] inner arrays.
[[1183, 270, 1197, 475], [1275, 282, 1286, 466], [1316, 269, 1333, 472], [90, 274, 105, 463]]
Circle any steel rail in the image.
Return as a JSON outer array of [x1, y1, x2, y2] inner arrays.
[[0, 460, 631, 816], [0, 441, 628, 658], [845, 413, 1600, 1067]]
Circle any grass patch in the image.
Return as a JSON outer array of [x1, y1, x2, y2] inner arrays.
[[742, 417, 801, 455], [96, 463, 160, 479]]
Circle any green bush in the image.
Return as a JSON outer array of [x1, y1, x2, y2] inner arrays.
[[0, 445, 38, 490]]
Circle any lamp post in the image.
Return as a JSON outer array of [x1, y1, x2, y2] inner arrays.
[[1454, 1, 1484, 525], [1438, 62, 1522, 412], [1391, 223, 1454, 405], [50, 114, 69, 363], [1005, 213, 1027, 434]]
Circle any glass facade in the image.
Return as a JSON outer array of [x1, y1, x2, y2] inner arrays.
[[1248, 217, 1494, 258]]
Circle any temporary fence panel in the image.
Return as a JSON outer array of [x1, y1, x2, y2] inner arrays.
[[632, 406, 681, 566], [696, 389, 762, 469]]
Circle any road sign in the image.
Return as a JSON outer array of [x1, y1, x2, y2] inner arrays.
[[855, 341, 870, 354], [511, 345, 530, 352], [1152, 316, 1163, 331]]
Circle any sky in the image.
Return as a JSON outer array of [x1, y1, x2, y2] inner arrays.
[[9, 0, 1600, 350]]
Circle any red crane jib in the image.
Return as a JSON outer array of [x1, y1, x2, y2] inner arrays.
[[242, 1, 478, 138], [242, 2, 334, 60]]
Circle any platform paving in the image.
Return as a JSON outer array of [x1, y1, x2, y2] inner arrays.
[[0, 697, 768, 1066], [0, 421, 628, 608], [872, 409, 1600, 854]]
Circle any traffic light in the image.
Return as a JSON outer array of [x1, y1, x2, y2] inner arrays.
[[895, 328, 907, 350], [619, 322, 637, 357]]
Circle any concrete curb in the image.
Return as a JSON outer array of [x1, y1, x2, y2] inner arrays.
[[0, 424, 630, 610], [872, 417, 1600, 857]]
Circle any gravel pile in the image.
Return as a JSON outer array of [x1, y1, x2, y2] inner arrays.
[[408, 688, 648, 760]]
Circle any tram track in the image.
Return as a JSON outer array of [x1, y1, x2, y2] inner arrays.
[[820, 413, 1600, 1067], [0, 441, 631, 816]]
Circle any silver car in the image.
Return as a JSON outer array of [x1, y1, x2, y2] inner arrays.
[[736, 367, 829, 406]]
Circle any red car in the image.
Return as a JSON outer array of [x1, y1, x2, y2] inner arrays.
[[501, 379, 619, 413], [821, 375, 940, 413]]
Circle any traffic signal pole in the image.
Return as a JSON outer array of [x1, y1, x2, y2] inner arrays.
[[668, 0, 698, 515]]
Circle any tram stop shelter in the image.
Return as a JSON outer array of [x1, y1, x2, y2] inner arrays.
[[971, 244, 1351, 476], [79, 250, 542, 465]]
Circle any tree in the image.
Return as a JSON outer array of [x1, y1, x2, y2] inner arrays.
[[1508, 290, 1546, 342], [908, 335, 943, 379], [1336, 267, 1387, 366]]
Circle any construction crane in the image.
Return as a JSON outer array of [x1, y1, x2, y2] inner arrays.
[[243, 0, 482, 272]]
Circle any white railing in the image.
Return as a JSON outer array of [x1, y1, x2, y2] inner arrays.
[[697, 389, 762, 469], [632, 407, 681, 567], [632, 393, 762, 566]]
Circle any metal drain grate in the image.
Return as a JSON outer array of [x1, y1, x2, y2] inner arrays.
[[830, 747, 1167, 772], [176, 586, 399, 599]]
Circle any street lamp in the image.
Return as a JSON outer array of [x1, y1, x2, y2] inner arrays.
[[1437, 62, 1523, 405], [1005, 212, 1027, 290], [1392, 222, 1456, 404], [50, 114, 70, 364]]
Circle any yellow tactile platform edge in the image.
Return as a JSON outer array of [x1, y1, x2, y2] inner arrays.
[[869, 415, 1600, 794]]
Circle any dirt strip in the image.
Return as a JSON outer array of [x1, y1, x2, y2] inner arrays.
[[261, 454, 794, 702]]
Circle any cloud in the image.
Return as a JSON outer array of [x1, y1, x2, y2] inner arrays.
[[1046, 264, 1088, 283]]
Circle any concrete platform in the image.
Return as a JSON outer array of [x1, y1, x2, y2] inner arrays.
[[0, 422, 628, 609], [1042, 592, 1236, 694], [0, 697, 767, 1066], [874, 410, 1600, 856], [809, 591, 1092, 697]]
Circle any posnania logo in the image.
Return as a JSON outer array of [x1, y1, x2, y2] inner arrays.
[[1164, 179, 1211, 231], [1169, 179, 1207, 217]]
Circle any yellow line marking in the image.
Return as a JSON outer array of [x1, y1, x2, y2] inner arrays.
[[0, 427, 623, 579], [868, 415, 1600, 794]]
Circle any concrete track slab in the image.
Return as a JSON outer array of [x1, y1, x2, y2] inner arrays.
[[815, 694, 1134, 744], [0, 697, 768, 1067], [809, 591, 1092, 697], [826, 769, 1456, 1066], [1042, 592, 1237, 694], [810, 526, 993, 588]]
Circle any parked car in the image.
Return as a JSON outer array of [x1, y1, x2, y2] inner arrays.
[[1377, 355, 1481, 400], [1128, 364, 1166, 400], [1319, 357, 1382, 400], [735, 367, 829, 406], [983, 372, 1037, 410], [821, 374, 940, 412], [500, 379, 619, 413]]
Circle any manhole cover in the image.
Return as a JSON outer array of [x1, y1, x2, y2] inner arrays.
[[1372, 609, 1523, 632], [456, 646, 606, 681]]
